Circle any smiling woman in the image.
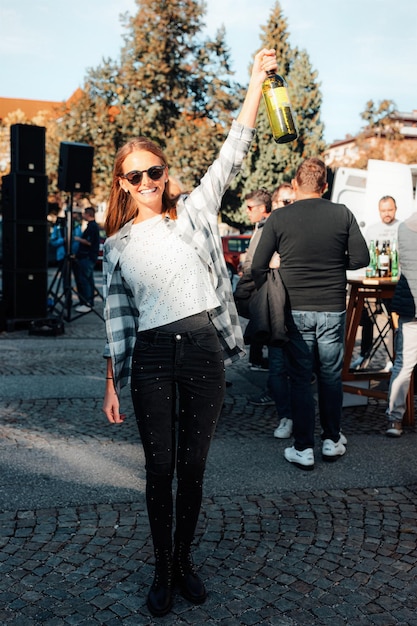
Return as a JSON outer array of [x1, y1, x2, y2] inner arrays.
[[100, 48, 279, 618]]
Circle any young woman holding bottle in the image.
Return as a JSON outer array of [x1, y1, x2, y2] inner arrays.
[[101, 48, 278, 617]]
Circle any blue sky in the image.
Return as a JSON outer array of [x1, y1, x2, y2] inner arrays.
[[1, 0, 416, 144]]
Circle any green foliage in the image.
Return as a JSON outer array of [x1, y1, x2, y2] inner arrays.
[[359, 99, 402, 139], [360, 99, 397, 127], [48, 0, 324, 227], [227, 1, 326, 226], [56, 0, 241, 199]]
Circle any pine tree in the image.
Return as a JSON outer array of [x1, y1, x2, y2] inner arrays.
[[55, 0, 241, 198]]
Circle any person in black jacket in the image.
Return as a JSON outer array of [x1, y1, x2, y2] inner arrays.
[[252, 158, 369, 470], [234, 188, 272, 370]]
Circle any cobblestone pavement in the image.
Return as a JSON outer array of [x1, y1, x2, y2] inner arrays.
[[1, 299, 417, 625]]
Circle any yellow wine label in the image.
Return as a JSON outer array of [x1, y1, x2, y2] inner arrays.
[[266, 86, 290, 110]]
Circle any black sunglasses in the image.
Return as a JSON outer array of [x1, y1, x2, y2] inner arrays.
[[121, 165, 166, 186]]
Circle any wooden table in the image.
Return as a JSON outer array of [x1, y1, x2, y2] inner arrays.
[[343, 276, 414, 425]]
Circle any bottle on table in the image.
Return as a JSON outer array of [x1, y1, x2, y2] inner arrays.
[[375, 240, 380, 274], [378, 240, 390, 277], [366, 240, 378, 277], [262, 70, 298, 144], [390, 239, 399, 278], [386, 240, 391, 276]]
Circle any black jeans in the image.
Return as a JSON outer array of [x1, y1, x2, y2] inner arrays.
[[131, 320, 225, 550]]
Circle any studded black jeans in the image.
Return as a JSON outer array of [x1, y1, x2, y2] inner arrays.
[[131, 320, 225, 550]]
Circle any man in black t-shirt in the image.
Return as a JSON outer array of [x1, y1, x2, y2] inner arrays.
[[252, 158, 369, 470], [74, 206, 100, 312]]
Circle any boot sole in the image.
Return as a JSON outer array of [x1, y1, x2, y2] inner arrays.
[[177, 586, 207, 604], [146, 598, 173, 617]]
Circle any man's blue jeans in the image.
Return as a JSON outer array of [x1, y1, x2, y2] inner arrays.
[[75, 257, 95, 306], [284, 310, 346, 450], [268, 346, 291, 419]]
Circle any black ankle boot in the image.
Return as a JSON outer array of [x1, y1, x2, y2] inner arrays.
[[173, 542, 207, 604], [147, 547, 173, 617]]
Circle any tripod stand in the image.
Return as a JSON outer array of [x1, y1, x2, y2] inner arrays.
[[47, 194, 104, 322]]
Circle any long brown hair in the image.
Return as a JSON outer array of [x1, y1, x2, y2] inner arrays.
[[104, 137, 177, 236]]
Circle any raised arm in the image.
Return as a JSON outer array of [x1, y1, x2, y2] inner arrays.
[[179, 49, 278, 218]]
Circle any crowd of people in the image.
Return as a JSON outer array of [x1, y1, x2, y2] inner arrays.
[[98, 47, 416, 617]]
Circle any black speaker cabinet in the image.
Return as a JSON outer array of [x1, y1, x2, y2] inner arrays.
[[11, 124, 46, 174], [58, 142, 94, 192], [2, 173, 48, 222], [3, 270, 48, 320], [2, 221, 48, 272]]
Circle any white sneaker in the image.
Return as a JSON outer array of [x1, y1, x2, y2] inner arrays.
[[75, 304, 92, 313], [284, 446, 314, 470], [320, 431, 347, 445], [322, 439, 346, 462], [386, 422, 403, 437], [274, 418, 293, 439]]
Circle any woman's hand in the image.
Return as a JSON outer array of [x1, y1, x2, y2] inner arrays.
[[269, 252, 281, 269], [102, 382, 126, 424], [236, 48, 277, 128], [251, 48, 278, 85]]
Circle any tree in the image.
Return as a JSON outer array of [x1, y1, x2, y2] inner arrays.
[[56, 0, 242, 199], [359, 98, 404, 142], [225, 1, 326, 227], [347, 99, 409, 169]]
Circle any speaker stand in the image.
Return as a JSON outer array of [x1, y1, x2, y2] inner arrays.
[[47, 254, 103, 323], [47, 194, 103, 323]]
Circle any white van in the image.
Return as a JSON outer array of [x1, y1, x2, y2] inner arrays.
[[330, 159, 417, 234]]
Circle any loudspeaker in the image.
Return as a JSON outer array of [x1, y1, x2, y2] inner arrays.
[[2, 173, 48, 222], [2, 270, 48, 319], [11, 124, 46, 174], [58, 142, 94, 192], [2, 221, 48, 272]]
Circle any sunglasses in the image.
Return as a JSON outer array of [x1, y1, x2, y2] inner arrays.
[[121, 165, 166, 186]]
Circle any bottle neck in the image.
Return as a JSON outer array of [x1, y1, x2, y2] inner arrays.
[[264, 70, 285, 87]]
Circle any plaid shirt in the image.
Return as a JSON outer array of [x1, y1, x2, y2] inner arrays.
[[103, 120, 255, 391]]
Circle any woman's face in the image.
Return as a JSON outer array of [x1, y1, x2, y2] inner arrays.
[[119, 149, 168, 215]]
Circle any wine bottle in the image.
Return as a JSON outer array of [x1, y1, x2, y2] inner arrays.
[[390, 239, 399, 278], [378, 241, 390, 277], [375, 241, 380, 275], [262, 70, 298, 144], [385, 240, 391, 277], [367, 240, 377, 277]]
